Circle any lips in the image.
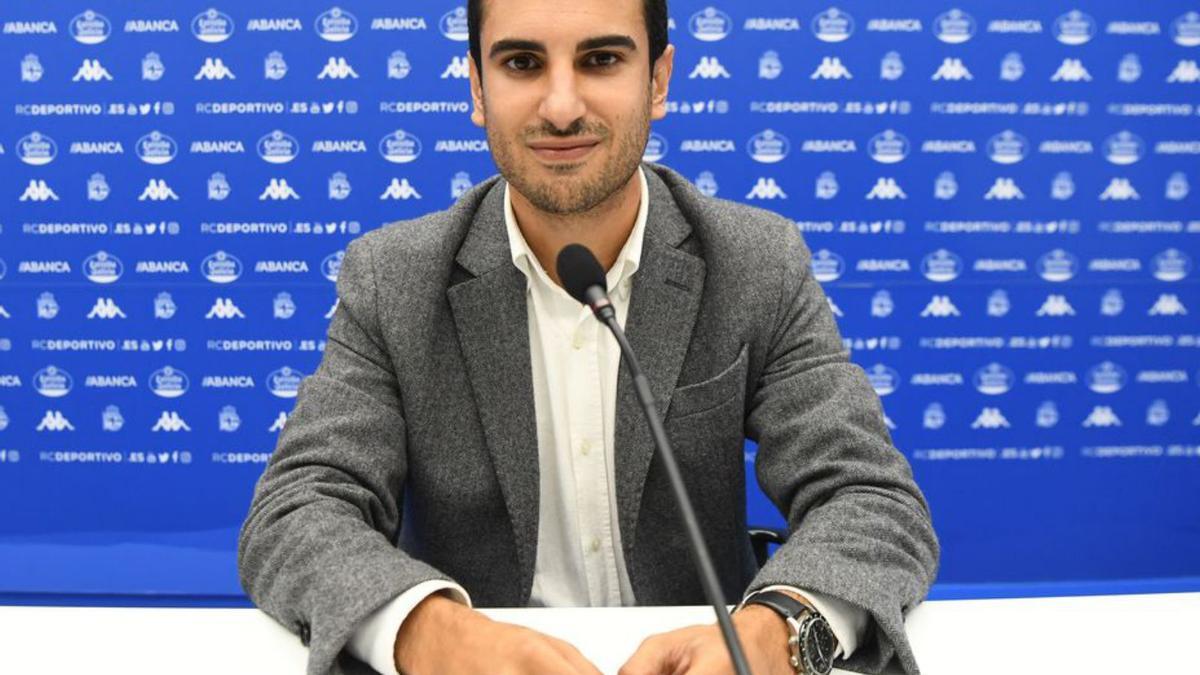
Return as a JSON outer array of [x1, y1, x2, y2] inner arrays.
[[528, 138, 600, 162]]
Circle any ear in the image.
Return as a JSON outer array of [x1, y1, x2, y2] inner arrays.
[[469, 52, 486, 127], [649, 44, 674, 122]]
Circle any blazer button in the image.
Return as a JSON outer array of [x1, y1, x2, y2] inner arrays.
[[297, 621, 312, 646]]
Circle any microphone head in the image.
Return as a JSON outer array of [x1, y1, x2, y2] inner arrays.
[[556, 243, 608, 306]]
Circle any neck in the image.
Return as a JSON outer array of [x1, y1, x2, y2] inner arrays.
[[510, 169, 641, 286]]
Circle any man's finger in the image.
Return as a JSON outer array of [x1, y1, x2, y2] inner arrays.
[[545, 634, 604, 675], [619, 632, 676, 675]]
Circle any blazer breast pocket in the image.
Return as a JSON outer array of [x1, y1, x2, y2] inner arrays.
[[666, 344, 749, 420]]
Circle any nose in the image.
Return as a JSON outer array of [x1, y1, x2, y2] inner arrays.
[[537, 62, 587, 133]]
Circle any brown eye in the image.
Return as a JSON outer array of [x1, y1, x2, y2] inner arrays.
[[588, 52, 620, 67], [505, 54, 539, 72]]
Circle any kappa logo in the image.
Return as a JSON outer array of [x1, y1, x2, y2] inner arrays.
[[0, 305, 9, 319], [810, 56, 851, 80], [388, 50, 412, 79], [1082, 406, 1121, 428], [380, 178, 422, 200], [689, 56, 731, 79], [206, 298, 245, 319], [21, 53, 45, 83], [88, 173, 110, 201], [971, 407, 1009, 429], [920, 295, 960, 317], [268, 411, 289, 432], [37, 410, 74, 432], [811, 7, 853, 43], [1051, 58, 1091, 82], [325, 299, 339, 319], [1099, 178, 1139, 201], [219, 405, 241, 432], [759, 51, 782, 80], [318, 56, 358, 79], [142, 52, 165, 81], [866, 177, 906, 200], [1167, 60, 1200, 84], [195, 57, 235, 80], [934, 8, 976, 44], [17, 131, 56, 166], [439, 7, 469, 41], [1037, 294, 1075, 317], [152, 411, 191, 432], [1000, 53, 1024, 81], [880, 51, 904, 80], [441, 56, 469, 79], [315, 6, 358, 42], [192, 8, 234, 43], [745, 177, 787, 200], [328, 172, 351, 200], [815, 171, 839, 199], [1149, 293, 1187, 316], [72, 58, 113, 82], [690, 6, 733, 41], [87, 297, 127, 319], [985, 177, 1025, 200], [20, 179, 59, 202], [259, 178, 300, 200], [70, 9, 112, 45], [826, 298, 844, 318], [138, 178, 180, 201], [932, 57, 972, 81]]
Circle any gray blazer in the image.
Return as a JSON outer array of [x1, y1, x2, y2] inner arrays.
[[238, 163, 940, 675]]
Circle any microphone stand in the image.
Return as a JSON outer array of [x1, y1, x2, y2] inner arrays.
[[590, 299, 754, 675]]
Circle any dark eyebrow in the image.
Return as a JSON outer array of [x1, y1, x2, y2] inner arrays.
[[488, 34, 637, 59]]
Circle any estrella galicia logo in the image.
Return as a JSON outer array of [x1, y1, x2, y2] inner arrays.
[[149, 366, 190, 398], [266, 367, 305, 398], [440, 7, 469, 41], [974, 363, 1015, 395], [1087, 361, 1126, 394], [811, 7, 854, 43], [136, 131, 178, 165], [689, 6, 733, 42], [1054, 10, 1096, 46], [70, 10, 112, 45], [82, 250, 124, 284], [1172, 12, 1200, 47], [747, 129, 790, 163], [379, 129, 422, 163], [643, 132, 668, 162], [33, 366, 73, 398], [866, 364, 900, 396], [202, 250, 243, 283], [1037, 249, 1079, 282], [810, 249, 845, 282], [1103, 131, 1145, 165], [987, 130, 1029, 164], [934, 8, 976, 44], [321, 250, 344, 282], [257, 130, 300, 164], [869, 129, 909, 164], [192, 8, 235, 43], [17, 131, 57, 166], [921, 249, 963, 283], [315, 7, 358, 42], [1152, 248, 1192, 282]]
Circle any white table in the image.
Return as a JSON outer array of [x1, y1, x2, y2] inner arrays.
[[0, 592, 1196, 674]]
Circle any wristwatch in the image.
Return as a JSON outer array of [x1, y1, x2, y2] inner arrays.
[[743, 590, 837, 675]]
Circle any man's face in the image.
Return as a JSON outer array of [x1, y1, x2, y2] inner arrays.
[[469, 0, 673, 215]]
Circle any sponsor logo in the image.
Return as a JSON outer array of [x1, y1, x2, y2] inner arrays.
[[988, 130, 1029, 164], [811, 56, 852, 80], [70, 10, 112, 44], [932, 57, 972, 81], [1037, 249, 1079, 282], [380, 178, 422, 200], [866, 177, 907, 200], [17, 132, 56, 166], [266, 367, 305, 398], [866, 364, 899, 396], [1152, 248, 1192, 282], [259, 178, 300, 200], [19, 179, 59, 202], [1051, 58, 1091, 82], [1054, 10, 1097, 45], [37, 410, 74, 432], [975, 363, 1015, 395], [192, 8, 235, 43], [195, 57, 236, 80], [1167, 60, 1200, 84], [152, 411, 191, 432], [747, 129, 790, 163], [934, 8, 976, 44], [246, 17, 302, 32], [1104, 131, 1145, 165], [1148, 294, 1187, 316], [318, 56, 358, 79], [440, 7, 468, 41], [1099, 178, 1139, 201], [920, 295, 960, 317], [922, 249, 963, 282], [690, 56, 731, 79], [643, 133, 668, 162], [33, 366, 73, 397], [812, 7, 854, 42], [87, 297, 127, 319], [1172, 11, 1200, 47], [1036, 294, 1075, 316], [149, 366, 190, 398], [82, 251, 124, 284], [72, 59, 113, 82], [379, 129, 422, 163], [971, 407, 1010, 429], [441, 55, 470, 79], [984, 177, 1025, 200], [206, 298, 245, 319], [869, 129, 909, 163], [1083, 406, 1121, 428], [268, 412, 289, 432], [4, 21, 59, 36], [1087, 361, 1127, 394], [137, 178, 180, 201], [201, 251, 243, 283], [257, 130, 300, 164], [315, 6, 357, 41], [746, 178, 787, 200], [322, 251, 344, 282], [136, 131, 178, 165], [690, 6, 733, 41], [810, 249, 845, 282]]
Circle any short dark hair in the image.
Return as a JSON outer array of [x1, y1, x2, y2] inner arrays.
[[468, 0, 669, 79]]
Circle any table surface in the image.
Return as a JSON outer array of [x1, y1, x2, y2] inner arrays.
[[0, 592, 1196, 674]]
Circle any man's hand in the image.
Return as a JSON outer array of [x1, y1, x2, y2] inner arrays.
[[619, 604, 795, 675], [394, 593, 603, 675]]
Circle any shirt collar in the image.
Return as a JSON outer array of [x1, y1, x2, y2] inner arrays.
[[505, 165, 648, 302]]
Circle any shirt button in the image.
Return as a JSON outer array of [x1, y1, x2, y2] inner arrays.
[[590, 537, 601, 553], [571, 331, 584, 350], [580, 439, 592, 456]]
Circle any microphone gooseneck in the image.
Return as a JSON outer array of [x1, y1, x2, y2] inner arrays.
[[554, 244, 755, 675]]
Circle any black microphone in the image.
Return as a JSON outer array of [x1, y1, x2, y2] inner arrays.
[[556, 243, 754, 675]]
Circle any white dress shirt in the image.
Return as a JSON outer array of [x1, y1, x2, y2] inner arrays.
[[348, 166, 867, 673]]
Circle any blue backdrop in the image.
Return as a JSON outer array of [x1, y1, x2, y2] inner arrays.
[[0, 1, 1198, 605]]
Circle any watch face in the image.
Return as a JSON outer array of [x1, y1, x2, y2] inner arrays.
[[802, 617, 836, 674]]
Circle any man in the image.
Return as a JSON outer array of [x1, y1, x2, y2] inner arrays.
[[238, 0, 939, 673]]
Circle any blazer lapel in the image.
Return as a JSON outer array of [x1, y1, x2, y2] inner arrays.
[[446, 181, 540, 603], [614, 169, 706, 573]]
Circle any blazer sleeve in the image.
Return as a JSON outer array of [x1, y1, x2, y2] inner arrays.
[[743, 226, 941, 675], [237, 237, 457, 675]]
